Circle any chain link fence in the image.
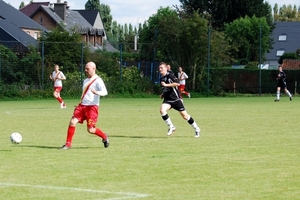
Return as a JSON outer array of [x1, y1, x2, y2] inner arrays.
[[1, 41, 300, 97]]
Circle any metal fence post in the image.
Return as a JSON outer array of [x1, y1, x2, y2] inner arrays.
[[41, 41, 45, 89], [80, 42, 84, 85], [207, 26, 211, 96], [0, 53, 2, 80], [259, 25, 262, 95], [119, 43, 122, 82]]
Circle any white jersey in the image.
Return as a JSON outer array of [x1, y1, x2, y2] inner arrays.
[[178, 72, 188, 85], [51, 71, 66, 87], [81, 76, 107, 106]]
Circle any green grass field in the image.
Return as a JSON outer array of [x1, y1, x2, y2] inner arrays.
[[0, 97, 299, 200]]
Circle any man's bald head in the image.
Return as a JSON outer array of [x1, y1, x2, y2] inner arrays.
[[85, 61, 97, 78]]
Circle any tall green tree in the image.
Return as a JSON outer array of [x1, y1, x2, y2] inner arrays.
[[274, 4, 300, 21], [109, 20, 119, 47], [19, 0, 33, 9], [139, 7, 178, 62], [0, 45, 18, 84], [99, 4, 112, 36], [176, 12, 208, 89], [140, 7, 232, 90], [179, 0, 273, 30], [85, 0, 100, 10], [19, 1, 25, 9], [122, 23, 136, 51], [111, 21, 118, 37], [224, 16, 270, 63], [0, 45, 42, 86], [39, 26, 86, 75]]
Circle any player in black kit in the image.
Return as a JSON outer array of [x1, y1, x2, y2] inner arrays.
[[159, 62, 200, 137], [274, 65, 292, 102]]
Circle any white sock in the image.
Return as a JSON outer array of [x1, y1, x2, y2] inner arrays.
[[286, 90, 292, 97], [276, 92, 280, 99], [162, 113, 174, 127], [191, 122, 198, 129], [165, 118, 174, 127]]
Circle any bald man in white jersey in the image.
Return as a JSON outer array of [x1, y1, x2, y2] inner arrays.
[[60, 61, 109, 149]]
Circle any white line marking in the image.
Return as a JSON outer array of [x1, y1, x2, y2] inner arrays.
[[0, 182, 149, 200]]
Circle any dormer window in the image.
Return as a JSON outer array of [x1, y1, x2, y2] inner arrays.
[[276, 49, 285, 56], [278, 34, 287, 41], [40, 17, 43, 25]]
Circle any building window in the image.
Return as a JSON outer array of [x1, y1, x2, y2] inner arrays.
[[278, 34, 287, 41], [34, 32, 38, 39], [40, 17, 43, 25], [276, 49, 285, 56]]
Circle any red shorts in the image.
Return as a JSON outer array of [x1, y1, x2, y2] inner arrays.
[[54, 87, 62, 92], [73, 104, 99, 128], [178, 84, 185, 91]]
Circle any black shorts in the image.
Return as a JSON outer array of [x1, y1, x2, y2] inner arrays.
[[277, 81, 287, 88], [163, 99, 185, 111]]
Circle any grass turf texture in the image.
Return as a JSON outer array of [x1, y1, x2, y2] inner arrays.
[[0, 97, 299, 199]]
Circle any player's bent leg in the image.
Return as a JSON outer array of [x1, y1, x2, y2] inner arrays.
[[63, 117, 78, 148], [53, 91, 58, 98], [179, 110, 189, 120], [180, 111, 201, 137], [69, 117, 79, 126], [160, 103, 171, 114], [284, 88, 292, 101], [87, 127, 109, 148], [274, 87, 280, 102], [54, 91, 65, 108], [160, 103, 175, 136]]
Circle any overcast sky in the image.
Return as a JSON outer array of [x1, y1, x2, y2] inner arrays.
[[4, 0, 300, 25]]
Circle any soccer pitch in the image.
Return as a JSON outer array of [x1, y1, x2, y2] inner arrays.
[[0, 97, 299, 199]]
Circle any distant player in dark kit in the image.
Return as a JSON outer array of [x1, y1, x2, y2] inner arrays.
[[274, 65, 292, 102], [159, 62, 200, 137]]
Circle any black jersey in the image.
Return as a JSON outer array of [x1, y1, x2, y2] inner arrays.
[[277, 71, 286, 83], [276, 70, 287, 88], [160, 71, 181, 101]]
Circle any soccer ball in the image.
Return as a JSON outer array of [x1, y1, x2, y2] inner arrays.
[[10, 132, 22, 144]]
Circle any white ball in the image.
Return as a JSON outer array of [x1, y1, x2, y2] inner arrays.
[[10, 132, 22, 144]]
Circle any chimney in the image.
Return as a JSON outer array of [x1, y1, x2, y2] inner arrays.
[[54, 0, 67, 21]]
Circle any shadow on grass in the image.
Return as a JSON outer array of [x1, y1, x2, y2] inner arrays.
[[17, 145, 91, 149], [110, 135, 180, 139]]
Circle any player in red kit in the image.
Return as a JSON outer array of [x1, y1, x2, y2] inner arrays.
[[178, 66, 190, 98], [50, 64, 66, 108], [60, 61, 109, 149]]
